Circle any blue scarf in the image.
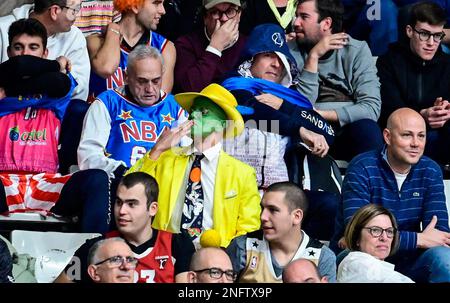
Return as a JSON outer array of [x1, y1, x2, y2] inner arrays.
[[222, 76, 312, 109]]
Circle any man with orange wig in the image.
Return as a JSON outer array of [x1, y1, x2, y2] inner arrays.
[[87, 0, 176, 100]]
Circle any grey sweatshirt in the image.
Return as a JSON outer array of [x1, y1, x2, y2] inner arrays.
[[288, 37, 381, 126]]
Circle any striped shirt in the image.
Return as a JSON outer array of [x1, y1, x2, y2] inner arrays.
[[337, 147, 449, 252], [74, 0, 121, 36]]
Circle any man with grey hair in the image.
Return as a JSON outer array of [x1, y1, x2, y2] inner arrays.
[[0, 0, 90, 101], [78, 45, 187, 181], [87, 237, 137, 283]]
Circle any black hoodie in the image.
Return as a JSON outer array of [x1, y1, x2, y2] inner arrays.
[[376, 41, 450, 128]]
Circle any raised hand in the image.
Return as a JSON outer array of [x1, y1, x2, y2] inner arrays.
[[285, 32, 296, 42], [309, 32, 349, 59], [149, 120, 194, 160], [107, 22, 122, 38], [420, 98, 450, 129], [55, 56, 72, 74], [304, 33, 348, 73], [209, 19, 239, 52]]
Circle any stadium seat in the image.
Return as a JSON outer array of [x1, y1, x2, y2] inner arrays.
[[0, 212, 77, 236], [444, 180, 450, 227], [11, 230, 100, 283]]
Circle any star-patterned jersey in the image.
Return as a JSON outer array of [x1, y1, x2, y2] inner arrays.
[[88, 30, 168, 101], [96, 86, 185, 167], [228, 229, 325, 283]]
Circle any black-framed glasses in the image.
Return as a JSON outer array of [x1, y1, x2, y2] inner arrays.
[[412, 27, 445, 42], [208, 7, 240, 19], [94, 255, 139, 268], [363, 226, 396, 238], [194, 267, 237, 281], [59, 5, 81, 17]]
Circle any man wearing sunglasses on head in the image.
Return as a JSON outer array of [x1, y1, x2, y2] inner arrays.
[[377, 2, 450, 171]]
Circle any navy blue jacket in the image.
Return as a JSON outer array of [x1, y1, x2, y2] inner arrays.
[[333, 147, 449, 253]]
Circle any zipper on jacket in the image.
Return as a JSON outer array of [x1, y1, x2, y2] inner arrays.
[[417, 61, 425, 102]]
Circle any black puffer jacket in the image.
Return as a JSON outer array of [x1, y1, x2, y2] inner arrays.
[[377, 42, 450, 128]]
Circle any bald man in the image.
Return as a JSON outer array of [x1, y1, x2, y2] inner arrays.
[[187, 247, 236, 283], [331, 108, 450, 283], [282, 259, 328, 283]]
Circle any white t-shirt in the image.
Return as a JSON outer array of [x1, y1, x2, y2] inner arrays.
[[393, 170, 408, 191]]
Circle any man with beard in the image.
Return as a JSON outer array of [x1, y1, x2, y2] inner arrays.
[[288, 0, 383, 162]]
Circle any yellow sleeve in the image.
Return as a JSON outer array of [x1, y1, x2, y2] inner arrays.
[[235, 167, 261, 237], [126, 152, 158, 175]]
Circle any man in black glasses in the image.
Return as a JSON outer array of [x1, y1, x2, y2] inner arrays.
[[174, 0, 246, 93], [187, 247, 236, 283], [377, 1, 450, 171], [87, 237, 136, 283]]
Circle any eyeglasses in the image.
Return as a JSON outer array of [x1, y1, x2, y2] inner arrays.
[[363, 226, 396, 238], [194, 267, 237, 281], [208, 7, 240, 19], [94, 255, 139, 268], [59, 5, 81, 17], [412, 27, 445, 42]]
